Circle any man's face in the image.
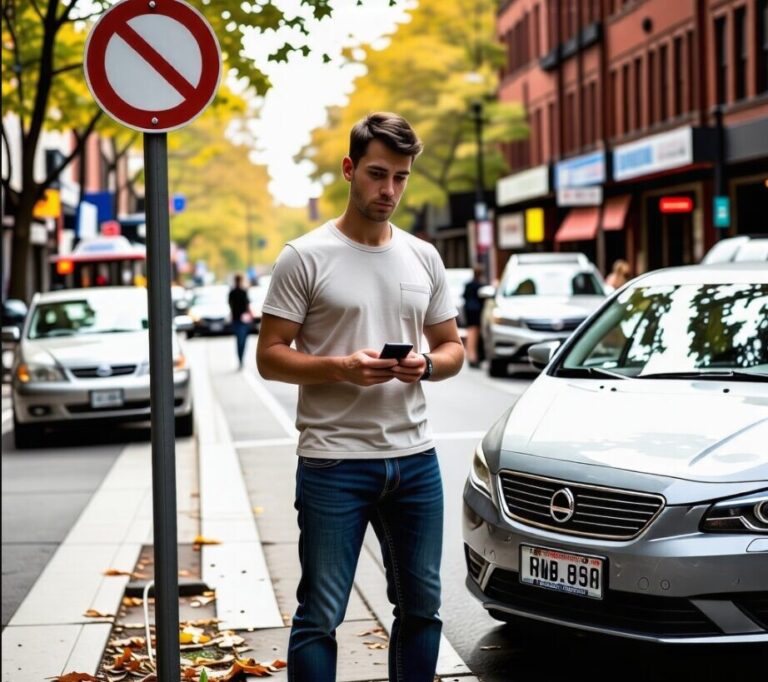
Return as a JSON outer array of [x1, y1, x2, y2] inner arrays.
[[343, 139, 412, 224]]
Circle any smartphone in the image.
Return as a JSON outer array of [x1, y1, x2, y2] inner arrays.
[[379, 342, 414, 360]]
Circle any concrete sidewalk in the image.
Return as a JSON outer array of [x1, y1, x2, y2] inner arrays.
[[2, 340, 475, 681]]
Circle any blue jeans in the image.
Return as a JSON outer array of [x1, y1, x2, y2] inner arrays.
[[288, 450, 443, 682], [232, 320, 249, 365]]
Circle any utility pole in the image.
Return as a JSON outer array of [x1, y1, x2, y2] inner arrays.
[[471, 100, 492, 281]]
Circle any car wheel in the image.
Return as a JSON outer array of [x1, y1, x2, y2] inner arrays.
[[175, 408, 194, 438], [488, 358, 508, 378], [13, 416, 43, 450]]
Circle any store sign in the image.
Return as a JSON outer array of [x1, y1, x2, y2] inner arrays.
[[497, 165, 549, 206], [525, 208, 545, 243], [498, 213, 525, 249], [613, 127, 693, 181], [554, 151, 606, 189], [659, 196, 694, 213], [714, 196, 730, 228], [33, 189, 62, 219], [556, 186, 603, 207]]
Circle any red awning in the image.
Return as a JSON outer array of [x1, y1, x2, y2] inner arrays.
[[602, 195, 631, 231], [555, 207, 599, 242]]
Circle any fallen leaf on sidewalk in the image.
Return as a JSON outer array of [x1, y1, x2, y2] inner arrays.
[[46, 673, 103, 681], [190, 595, 216, 608], [192, 535, 221, 545], [111, 647, 140, 672], [192, 654, 234, 667], [83, 609, 114, 618], [362, 641, 388, 650], [211, 633, 245, 648], [357, 627, 388, 641], [110, 636, 146, 649], [121, 597, 143, 607], [218, 658, 272, 680], [103, 569, 132, 577], [180, 626, 212, 645]]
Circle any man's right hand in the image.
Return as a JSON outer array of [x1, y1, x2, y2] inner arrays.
[[341, 349, 399, 386]]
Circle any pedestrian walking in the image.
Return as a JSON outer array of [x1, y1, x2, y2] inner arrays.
[[256, 112, 464, 682], [228, 273, 251, 369], [605, 259, 631, 289], [462, 264, 485, 368]]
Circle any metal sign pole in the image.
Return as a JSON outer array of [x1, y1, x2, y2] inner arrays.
[[143, 132, 181, 682]]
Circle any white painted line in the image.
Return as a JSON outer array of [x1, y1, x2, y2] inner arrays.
[[191, 343, 283, 631], [232, 436, 298, 449], [241, 370, 299, 438]]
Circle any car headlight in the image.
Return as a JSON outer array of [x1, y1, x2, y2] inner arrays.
[[136, 355, 187, 375], [16, 362, 65, 383], [491, 311, 523, 327], [701, 492, 768, 534], [469, 440, 493, 498], [189, 311, 200, 322]]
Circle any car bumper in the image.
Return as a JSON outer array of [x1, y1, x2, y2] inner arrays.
[[192, 318, 231, 334], [486, 324, 569, 361], [12, 370, 192, 425], [462, 480, 768, 644]]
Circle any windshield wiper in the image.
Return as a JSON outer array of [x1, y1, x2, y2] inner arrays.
[[638, 370, 768, 382], [555, 366, 627, 380]]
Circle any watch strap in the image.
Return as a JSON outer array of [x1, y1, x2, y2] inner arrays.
[[420, 353, 433, 381]]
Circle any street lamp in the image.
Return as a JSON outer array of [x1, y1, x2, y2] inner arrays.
[[470, 100, 492, 280]]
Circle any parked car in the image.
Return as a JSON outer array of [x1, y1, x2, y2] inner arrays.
[[5, 287, 194, 449], [444, 268, 474, 328], [187, 284, 232, 337], [480, 253, 606, 377], [463, 262, 768, 644], [247, 274, 272, 331], [2, 298, 28, 331], [701, 234, 768, 264]]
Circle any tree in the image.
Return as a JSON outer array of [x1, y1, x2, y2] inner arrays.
[[301, 0, 528, 229], [2, 0, 391, 301]]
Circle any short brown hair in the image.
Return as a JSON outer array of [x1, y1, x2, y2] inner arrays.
[[349, 112, 423, 165]]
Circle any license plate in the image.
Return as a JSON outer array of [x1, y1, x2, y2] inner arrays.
[[210, 322, 223, 332], [90, 389, 124, 408], [520, 545, 605, 599]]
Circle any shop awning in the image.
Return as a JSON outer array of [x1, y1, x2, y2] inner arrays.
[[555, 207, 599, 242], [602, 195, 631, 231]]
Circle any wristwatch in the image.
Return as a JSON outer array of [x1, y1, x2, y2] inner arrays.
[[420, 353, 433, 381]]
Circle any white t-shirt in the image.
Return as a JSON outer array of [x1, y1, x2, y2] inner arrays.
[[262, 221, 457, 459]]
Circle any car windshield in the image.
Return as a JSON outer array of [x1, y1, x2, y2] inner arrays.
[[500, 266, 604, 297], [29, 297, 148, 339], [558, 282, 768, 379], [192, 287, 228, 306]]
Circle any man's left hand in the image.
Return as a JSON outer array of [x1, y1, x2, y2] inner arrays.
[[390, 352, 425, 384]]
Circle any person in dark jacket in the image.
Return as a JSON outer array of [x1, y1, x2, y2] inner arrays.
[[462, 265, 485, 368], [228, 273, 251, 369]]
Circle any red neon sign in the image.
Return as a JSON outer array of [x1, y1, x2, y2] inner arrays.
[[659, 196, 693, 213]]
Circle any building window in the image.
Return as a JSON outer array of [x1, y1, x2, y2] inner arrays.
[[548, 101, 556, 158], [686, 30, 695, 110], [734, 6, 747, 100], [610, 70, 618, 138], [535, 109, 543, 164], [566, 91, 576, 152], [715, 16, 728, 105], [533, 4, 541, 57], [673, 37, 684, 117], [758, 0, 768, 93], [659, 44, 669, 121], [634, 57, 643, 130], [589, 81, 597, 144], [622, 63, 630, 134], [647, 50, 656, 126]]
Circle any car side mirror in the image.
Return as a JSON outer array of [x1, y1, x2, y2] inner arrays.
[[2, 326, 20, 343], [478, 285, 496, 299], [528, 340, 561, 370], [173, 315, 194, 333]]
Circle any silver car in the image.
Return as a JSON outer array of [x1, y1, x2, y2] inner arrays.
[[7, 287, 193, 449], [463, 263, 768, 644], [481, 253, 606, 377]]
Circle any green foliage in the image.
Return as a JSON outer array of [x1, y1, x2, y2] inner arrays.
[[300, 0, 528, 228]]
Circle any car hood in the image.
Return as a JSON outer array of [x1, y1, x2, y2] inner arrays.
[[492, 295, 604, 319], [22, 331, 155, 367], [500, 375, 768, 483], [190, 303, 229, 318]]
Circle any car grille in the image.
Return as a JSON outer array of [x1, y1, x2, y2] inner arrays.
[[499, 471, 665, 540], [465, 545, 486, 582], [484, 568, 720, 637], [736, 593, 768, 630], [523, 318, 584, 332], [70, 364, 137, 378]]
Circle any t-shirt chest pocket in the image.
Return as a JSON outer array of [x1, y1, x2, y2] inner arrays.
[[400, 282, 430, 320]]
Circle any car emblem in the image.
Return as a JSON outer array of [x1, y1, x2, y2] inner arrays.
[[549, 488, 575, 523], [551, 319, 564, 331], [95, 364, 113, 378]]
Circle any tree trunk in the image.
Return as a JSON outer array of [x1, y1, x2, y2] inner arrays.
[[8, 193, 38, 303]]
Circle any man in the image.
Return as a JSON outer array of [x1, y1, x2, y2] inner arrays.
[[257, 112, 464, 681], [228, 273, 251, 369]]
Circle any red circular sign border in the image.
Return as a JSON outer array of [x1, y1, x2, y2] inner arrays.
[[84, 0, 221, 133]]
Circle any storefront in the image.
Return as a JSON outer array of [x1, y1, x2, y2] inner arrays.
[[612, 126, 717, 272], [495, 165, 552, 272], [725, 117, 768, 236]]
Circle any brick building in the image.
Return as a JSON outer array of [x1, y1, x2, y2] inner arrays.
[[493, 0, 768, 277]]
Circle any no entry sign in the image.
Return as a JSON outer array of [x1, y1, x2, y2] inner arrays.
[[84, 0, 221, 133]]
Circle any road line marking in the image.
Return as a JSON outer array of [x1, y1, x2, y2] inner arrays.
[[240, 371, 299, 438]]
